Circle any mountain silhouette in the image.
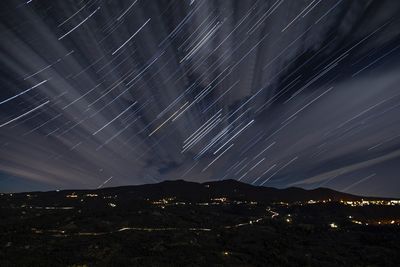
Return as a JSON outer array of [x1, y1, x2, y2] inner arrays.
[[7, 179, 371, 204]]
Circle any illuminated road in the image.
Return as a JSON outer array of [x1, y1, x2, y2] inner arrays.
[[31, 208, 280, 237]]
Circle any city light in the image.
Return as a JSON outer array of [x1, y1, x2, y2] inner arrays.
[[329, 223, 338, 229]]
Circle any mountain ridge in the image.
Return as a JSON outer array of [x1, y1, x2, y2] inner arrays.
[[3, 178, 391, 203]]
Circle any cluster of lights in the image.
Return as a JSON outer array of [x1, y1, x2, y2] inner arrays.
[[350, 219, 399, 226], [281, 199, 333, 206], [150, 197, 186, 208], [306, 199, 332, 204], [19, 205, 74, 210], [285, 214, 292, 223], [340, 199, 400, 206], [31, 228, 67, 234], [197, 197, 230, 206], [103, 195, 117, 199], [348, 215, 399, 226], [150, 197, 257, 207], [211, 197, 228, 202], [273, 201, 289, 206], [151, 197, 176, 205], [329, 223, 338, 228]]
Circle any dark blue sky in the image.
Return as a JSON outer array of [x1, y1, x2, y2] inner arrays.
[[1, 0, 400, 197]]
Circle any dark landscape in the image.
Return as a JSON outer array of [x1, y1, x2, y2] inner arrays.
[[1, 179, 399, 266], [2, 0, 400, 266]]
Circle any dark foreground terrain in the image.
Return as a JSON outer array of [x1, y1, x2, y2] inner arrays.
[[1, 179, 400, 267]]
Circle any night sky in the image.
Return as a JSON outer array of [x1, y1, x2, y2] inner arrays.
[[1, 0, 400, 197]]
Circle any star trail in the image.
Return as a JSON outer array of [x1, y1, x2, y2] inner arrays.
[[1, 0, 400, 197]]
